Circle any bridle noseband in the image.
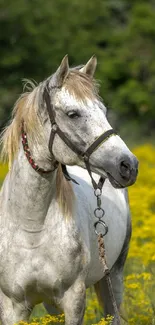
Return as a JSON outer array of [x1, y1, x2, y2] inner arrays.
[[43, 85, 116, 190]]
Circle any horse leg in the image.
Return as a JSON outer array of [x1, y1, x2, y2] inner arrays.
[[43, 303, 61, 315], [0, 290, 31, 325], [95, 213, 131, 323], [62, 280, 86, 325]]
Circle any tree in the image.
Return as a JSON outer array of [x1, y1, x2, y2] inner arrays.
[[0, 0, 155, 133]]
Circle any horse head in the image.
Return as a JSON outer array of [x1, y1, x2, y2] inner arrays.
[[40, 55, 138, 188]]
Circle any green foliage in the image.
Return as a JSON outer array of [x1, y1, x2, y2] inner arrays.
[[0, 0, 155, 131]]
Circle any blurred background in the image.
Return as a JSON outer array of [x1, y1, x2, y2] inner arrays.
[[0, 1, 155, 324], [1, 0, 155, 142]]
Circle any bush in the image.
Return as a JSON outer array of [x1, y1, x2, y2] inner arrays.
[[1, 1, 155, 132]]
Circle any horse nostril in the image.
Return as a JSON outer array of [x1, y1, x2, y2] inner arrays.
[[120, 160, 131, 178]]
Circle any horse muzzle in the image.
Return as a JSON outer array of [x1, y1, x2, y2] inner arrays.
[[107, 155, 139, 188]]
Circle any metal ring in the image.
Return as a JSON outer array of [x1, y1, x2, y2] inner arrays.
[[83, 153, 89, 161], [94, 188, 102, 197], [52, 124, 57, 132], [94, 220, 108, 236], [94, 208, 105, 219]]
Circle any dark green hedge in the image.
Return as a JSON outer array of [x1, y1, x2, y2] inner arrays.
[[1, 0, 155, 132]]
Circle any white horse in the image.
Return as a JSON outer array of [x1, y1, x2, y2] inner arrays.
[[0, 56, 138, 325]]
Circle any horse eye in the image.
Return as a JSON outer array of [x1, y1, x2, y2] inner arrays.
[[67, 111, 80, 119]]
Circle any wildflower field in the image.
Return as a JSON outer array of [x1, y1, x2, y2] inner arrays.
[[0, 144, 155, 325]]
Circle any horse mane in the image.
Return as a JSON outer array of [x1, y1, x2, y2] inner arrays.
[[0, 71, 99, 218], [0, 80, 41, 166]]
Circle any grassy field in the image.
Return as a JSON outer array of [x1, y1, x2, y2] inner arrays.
[[0, 144, 155, 325]]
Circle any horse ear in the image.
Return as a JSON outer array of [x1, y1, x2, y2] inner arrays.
[[80, 55, 97, 77], [54, 55, 69, 87]]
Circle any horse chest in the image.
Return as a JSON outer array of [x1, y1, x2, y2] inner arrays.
[[0, 226, 90, 303]]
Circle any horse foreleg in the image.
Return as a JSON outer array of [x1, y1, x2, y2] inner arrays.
[[62, 280, 86, 325], [43, 302, 62, 316], [0, 290, 31, 325], [0, 290, 14, 325]]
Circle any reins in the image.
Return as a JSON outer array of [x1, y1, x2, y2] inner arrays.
[[21, 84, 121, 324], [93, 188, 121, 324]]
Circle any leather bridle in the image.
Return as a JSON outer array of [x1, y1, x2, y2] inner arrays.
[[43, 84, 116, 191]]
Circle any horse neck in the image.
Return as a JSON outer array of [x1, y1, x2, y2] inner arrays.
[[3, 141, 57, 229]]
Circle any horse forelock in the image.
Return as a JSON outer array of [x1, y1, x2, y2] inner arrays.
[[63, 70, 100, 102], [0, 80, 74, 219]]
